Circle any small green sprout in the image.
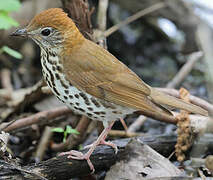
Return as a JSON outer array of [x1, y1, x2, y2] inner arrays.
[[52, 125, 80, 143]]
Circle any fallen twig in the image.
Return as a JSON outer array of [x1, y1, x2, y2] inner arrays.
[[108, 129, 142, 138], [166, 51, 203, 88], [0, 106, 73, 132], [127, 115, 146, 133], [0, 69, 13, 100], [35, 126, 53, 162]]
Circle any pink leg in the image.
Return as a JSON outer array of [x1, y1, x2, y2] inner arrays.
[[85, 121, 118, 153], [59, 121, 116, 173]]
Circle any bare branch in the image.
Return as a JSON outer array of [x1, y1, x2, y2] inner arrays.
[[0, 106, 73, 132], [103, 2, 166, 37], [166, 51, 203, 88]]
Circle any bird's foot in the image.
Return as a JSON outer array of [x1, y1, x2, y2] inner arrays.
[[100, 140, 118, 154], [59, 121, 116, 174], [84, 140, 118, 154], [59, 150, 95, 173]]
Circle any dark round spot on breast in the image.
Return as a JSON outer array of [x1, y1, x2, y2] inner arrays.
[[64, 96, 68, 100], [91, 97, 101, 108], [112, 111, 122, 114], [60, 80, 69, 89], [79, 92, 90, 105], [87, 113, 92, 117], [55, 73, 60, 80], [49, 51, 56, 57], [75, 102, 80, 106], [78, 108, 85, 112], [45, 76, 48, 82], [85, 101, 90, 105], [52, 87, 60, 96], [88, 107, 93, 111], [64, 90, 69, 94], [69, 95, 73, 99], [94, 112, 100, 115], [47, 80, 53, 88], [74, 94, 79, 99], [100, 101, 116, 109], [57, 65, 63, 72]]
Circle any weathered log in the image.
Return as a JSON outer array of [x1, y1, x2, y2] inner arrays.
[[1, 134, 212, 179], [0, 135, 175, 179]]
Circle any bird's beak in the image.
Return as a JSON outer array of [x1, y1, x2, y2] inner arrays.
[[11, 28, 28, 37]]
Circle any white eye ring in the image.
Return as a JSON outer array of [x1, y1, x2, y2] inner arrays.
[[41, 28, 52, 36]]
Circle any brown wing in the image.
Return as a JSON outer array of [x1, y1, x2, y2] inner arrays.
[[61, 39, 171, 115]]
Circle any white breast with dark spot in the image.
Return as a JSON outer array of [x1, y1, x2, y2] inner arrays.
[[40, 48, 135, 127]]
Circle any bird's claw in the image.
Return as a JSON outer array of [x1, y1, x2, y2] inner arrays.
[[100, 140, 118, 154], [59, 150, 95, 173]]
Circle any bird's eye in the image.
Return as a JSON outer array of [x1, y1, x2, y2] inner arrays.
[[41, 28, 51, 36]]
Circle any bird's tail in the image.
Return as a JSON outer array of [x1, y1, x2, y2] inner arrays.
[[149, 88, 208, 116]]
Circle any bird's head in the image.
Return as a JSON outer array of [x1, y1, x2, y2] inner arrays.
[[12, 8, 84, 50]]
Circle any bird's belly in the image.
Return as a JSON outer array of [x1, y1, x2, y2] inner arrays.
[[41, 53, 135, 124]]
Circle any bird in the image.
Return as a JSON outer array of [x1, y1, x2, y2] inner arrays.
[[12, 8, 208, 172]]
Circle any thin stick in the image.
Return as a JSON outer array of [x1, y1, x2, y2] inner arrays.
[[0, 106, 73, 132], [35, 126, 53, 162], [96, 0, 109, 48], [0, 69, 13, 100], [97, 0, 108, 31], [127, 115, 146, 133], [103, 2, 166, 37], [166, 51, 203, 88], [120, 118, 128, 131], [108, 130, 141, 138], [1, 69, 13, 91]]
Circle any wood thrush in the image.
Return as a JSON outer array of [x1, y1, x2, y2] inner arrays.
[[12, 8, 208, 172]]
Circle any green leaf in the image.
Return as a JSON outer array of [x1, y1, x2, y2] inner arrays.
[[78, 144, 83, 150], [63, 130, 68, 143], [1, 46, 22, 59], [51, 127, 64, 133], [0, 0, 21, 12], [66, 125, 72, 133], [0, 11, 19, 29], [63, 136, 67, 143], [66, 125, 80, 135]]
